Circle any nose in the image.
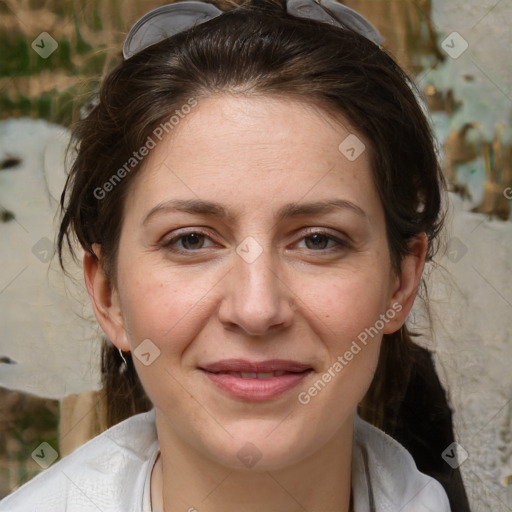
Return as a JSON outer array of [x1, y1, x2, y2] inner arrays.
[[217, 240, 295, 336]]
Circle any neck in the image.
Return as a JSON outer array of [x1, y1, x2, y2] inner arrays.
[[151, 410, 354, 512]]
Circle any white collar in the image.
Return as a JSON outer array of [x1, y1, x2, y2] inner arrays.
[[141, 409, 450, 511], [0, 408, 450, 512], [351, 414, 451, 511]]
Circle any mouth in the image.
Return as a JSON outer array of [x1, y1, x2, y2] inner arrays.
[[199, 359, 313, 401], [200, 358, 313, 374], [204, 370, 299, 379]]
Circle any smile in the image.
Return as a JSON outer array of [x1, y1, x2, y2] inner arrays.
[[217, 371, 288, 379], [200, 367, 313, 401]]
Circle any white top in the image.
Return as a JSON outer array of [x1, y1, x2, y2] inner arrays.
[[0, 408, 450, 511]]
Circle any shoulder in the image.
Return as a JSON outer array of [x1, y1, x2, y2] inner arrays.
[[352, 414, 451, 512], [0, 408, 158, 512]]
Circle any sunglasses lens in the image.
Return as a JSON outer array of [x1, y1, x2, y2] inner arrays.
[[287, 0, 337, 25], [123, 1, 223, 59], [123, 0, 383, 60], [318, 0, 384, 45]]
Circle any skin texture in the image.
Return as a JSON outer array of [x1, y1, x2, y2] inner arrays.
[[84, 94, 427, 512]]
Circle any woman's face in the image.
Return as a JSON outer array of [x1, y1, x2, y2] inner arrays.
[[86, 94, 425, 470]]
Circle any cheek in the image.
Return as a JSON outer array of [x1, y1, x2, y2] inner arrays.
[[296, 268, 391, 341], [124, 284, 193, 343], [117, 260, 226, 371], [116, 267, 206, 406], [294, 269, 389, 398], [294, 276, 386, 436]]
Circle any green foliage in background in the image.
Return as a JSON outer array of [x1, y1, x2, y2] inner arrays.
[[0, 0, 119, 126]]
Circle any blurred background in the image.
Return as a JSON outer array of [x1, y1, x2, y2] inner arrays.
[[0, 0, 511, 510]]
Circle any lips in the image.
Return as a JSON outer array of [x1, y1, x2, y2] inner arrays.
[[200, 358, 313, 374], [199, 359, 313, 401], [219, 371, 288, 379]]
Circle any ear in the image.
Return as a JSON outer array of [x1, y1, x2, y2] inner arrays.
[[383, 232, 428, 334], [83, 243, 130, 352]]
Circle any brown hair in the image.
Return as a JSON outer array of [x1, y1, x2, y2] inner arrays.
[[58, 0, 446, 429]]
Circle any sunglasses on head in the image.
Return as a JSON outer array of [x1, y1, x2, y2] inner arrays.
[[123, 0, 384, 59]]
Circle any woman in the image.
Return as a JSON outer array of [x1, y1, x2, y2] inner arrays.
[[0, 0, 456, 510]]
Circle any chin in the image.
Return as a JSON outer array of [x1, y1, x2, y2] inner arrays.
[[203, 425, 319, 472]]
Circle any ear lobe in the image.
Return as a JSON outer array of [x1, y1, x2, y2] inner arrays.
[[83, 243, 130, 351], [383, 232, 428, 334]]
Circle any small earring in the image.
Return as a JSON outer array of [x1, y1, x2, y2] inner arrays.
[[118, 348, 128, 371]]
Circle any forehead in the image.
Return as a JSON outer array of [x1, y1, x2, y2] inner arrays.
[[124, 94, 382, 223]]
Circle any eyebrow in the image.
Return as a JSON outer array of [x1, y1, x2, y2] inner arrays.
[[142, 198, 367, 226]]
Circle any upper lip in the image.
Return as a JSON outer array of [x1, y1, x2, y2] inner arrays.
[[200, 359, 313, 373]]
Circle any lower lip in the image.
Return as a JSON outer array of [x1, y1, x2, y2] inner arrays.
[[201, 370, 312, 401]]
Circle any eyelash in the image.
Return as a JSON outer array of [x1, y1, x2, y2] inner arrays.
[[162, 229, 351, 254]]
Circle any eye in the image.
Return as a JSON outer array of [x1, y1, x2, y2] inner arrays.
[[163, 231, 216, 252], [296, 231, 351, 252], [161, 229, 351, 255]]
